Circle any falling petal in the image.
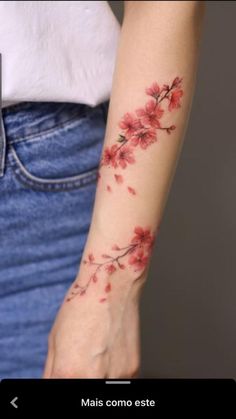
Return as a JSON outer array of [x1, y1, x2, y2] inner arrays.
[[127, 186, 136, 195], [105, 283, 111, 293], [112, 244, 120, 251], [114, 174, 124, 184], [107, 185, 112, 192], [99, 298, 107, 303]]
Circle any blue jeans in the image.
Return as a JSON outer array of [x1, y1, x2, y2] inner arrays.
[[0, 100, 108, 378]]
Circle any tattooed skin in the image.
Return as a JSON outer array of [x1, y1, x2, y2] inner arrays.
[[66, 79, 182, 302], [66, 226, 157, 303], [98, 77, 183, 195]]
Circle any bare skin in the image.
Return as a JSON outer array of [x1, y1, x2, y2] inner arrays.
[[44, 264, 143, 378], [43, 1, 205, 379]]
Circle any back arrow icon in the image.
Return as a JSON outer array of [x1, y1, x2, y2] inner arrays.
[[10, 397, 18, 409]]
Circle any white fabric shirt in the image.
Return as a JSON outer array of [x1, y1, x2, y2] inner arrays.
[[0, 1, 121, 108]]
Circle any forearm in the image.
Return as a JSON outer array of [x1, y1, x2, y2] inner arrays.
[[68, 1, 205, 303], [44, 1, 205, 379]]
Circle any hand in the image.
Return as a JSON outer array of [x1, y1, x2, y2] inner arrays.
[[43, 270, 145, 379]]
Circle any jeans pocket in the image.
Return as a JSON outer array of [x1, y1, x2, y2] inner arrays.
[[8, 106, 106, 192]]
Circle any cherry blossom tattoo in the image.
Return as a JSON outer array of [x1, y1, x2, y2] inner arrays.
[[98, 77, 183, 195], [66, 226, 157, 303]]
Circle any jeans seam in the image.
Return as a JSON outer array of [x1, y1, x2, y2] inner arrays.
[[0, 113, 6, 177], [8, 145, 99, 192], [7, 113, 90, 145]]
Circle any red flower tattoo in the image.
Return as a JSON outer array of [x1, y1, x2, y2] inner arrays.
[[103, 144, 118, 168], [145, 82, 161, 99], [168, 89, 183, 111], [105, 264, 116, 275], [116, 145, 135, 169], [66, 224, 158, 303], [119, 112, 142, 137], [130, 127, 157, 149], [136, 100, 164, 129], [127, 186, 136, 195], [99, 77, 183, 193], [114, 174, 123, 184], [131, 226, 153, 246], [128, 250, 149, 271]]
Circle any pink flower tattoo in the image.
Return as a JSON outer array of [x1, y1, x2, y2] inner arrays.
[[66, 225, 158, 303], [98, 77, 183, 193]]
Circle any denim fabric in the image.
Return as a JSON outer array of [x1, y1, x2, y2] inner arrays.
[[0, 100, 109, 378]]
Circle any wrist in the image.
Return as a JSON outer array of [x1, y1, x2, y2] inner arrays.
[[66, 220, 156, 305]]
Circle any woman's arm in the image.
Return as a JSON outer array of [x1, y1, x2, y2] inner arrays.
[[43, 0, 205, 378]]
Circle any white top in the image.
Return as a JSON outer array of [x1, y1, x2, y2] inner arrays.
[[0, 1, 121, 108]]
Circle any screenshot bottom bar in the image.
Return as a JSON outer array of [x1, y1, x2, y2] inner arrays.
[[0, 379, 235, 415]]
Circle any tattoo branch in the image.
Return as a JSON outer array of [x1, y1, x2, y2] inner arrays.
[[66, 225, 158, 303], [98, 77, 183, 195]]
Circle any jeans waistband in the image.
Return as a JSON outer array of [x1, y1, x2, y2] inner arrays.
[[0, 100, 109, 178]]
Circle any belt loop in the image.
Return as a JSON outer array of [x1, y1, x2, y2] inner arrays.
[[0, 53, 6, 178]]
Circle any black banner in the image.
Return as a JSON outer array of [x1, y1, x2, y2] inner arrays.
[[0, 378, 235, 416]]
